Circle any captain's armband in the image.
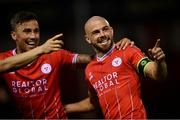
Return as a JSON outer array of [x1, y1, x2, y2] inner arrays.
[[137, 57, 151, 75]]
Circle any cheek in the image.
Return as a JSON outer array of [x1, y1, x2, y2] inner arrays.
[[108, 32, 113, 39], [16, 34, 27, 40], [35, 33, 40, 38], [110, 31, 113, 37], [91, 36, 98, 42], [15, 35, 27, 45], [16, 40, 25, 45], [90, 39, 96, 44]]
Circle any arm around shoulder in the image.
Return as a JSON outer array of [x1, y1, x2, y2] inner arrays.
[[0, 35, 62, 72], [75, 54, 92, 68]]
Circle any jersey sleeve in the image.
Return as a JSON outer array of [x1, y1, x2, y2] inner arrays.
[[0, 51, 12, 76], [0, 53, 6, 60], [52, 49, 78, 68], [124, 46, 151, 75]]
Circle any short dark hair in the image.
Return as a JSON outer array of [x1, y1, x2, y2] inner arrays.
[[10, 11, 38, 31]]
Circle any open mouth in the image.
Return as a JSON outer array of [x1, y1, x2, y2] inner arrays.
[[26, 41, 36, 48], [98, 38, 109, 46], [101, 40, 108, 45]]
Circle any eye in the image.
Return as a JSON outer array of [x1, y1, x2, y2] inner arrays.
[[103, 26, 110, 31], [23, 29, 31, 33], [34, 28, 40, 33], [92, 30, 100, 35]]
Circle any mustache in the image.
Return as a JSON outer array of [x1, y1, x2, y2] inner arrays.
[[97, 36, 110, 43]]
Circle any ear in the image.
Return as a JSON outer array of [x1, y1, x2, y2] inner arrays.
[[110, 26, 113, 35], [85, 35, 91, 44], [11, 31, 17, 41]]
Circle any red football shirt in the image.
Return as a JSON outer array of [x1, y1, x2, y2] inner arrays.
[[85, 45, 147, 119], [0, 49, 78, 119]]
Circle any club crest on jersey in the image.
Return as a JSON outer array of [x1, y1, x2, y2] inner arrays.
[[41, 63, 52, 74], [112, 57, 122, 67]]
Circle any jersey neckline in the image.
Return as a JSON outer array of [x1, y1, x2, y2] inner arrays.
[[96, 44, 115, 62]]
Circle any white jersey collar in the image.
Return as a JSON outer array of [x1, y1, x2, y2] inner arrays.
[[12, 48, 17, 56], [96, 44, 115, 62]]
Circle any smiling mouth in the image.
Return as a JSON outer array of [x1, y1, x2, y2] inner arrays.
[[98, 38, 110, 45], [101, 40, 108, 45], [26, 41, 37, 48]]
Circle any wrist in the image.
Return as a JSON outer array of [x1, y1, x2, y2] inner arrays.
[[35, 46, 44, 55]]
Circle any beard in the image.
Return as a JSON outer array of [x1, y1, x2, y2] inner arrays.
[[93, 40, 114, 53]]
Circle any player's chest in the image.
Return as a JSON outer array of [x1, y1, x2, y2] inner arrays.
[[4, 58, 59, 80], [88, 56, 130, 83]]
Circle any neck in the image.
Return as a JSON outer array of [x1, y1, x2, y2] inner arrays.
[[96, 44, 115, 59], [16, 46, 24, 54]]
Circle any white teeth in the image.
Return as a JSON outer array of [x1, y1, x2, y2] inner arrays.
[[101, 40, 108, 45], [27, 41, 35, 45]]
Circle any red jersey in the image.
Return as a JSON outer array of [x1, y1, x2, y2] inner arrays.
[[85, 45, 147, 119], [0, 49, 78, 119]]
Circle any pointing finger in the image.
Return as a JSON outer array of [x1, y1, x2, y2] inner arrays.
[[153, 39, 160, 49], [51, 33, 63, 40]]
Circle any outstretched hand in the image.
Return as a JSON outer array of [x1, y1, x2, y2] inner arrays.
[[148, 39, 165, 62], [40, 33, 64, 54], [115, 38, 134, 50]]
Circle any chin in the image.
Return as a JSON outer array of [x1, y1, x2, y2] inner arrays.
[[28, 46, 37, 50], [98, 46, 110, 53], [104, 43, 113, 50], [103, 47, 111, 53], [26, 48, 33, 51]]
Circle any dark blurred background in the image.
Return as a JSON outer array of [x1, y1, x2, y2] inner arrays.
[[0, 0, 180, 119]]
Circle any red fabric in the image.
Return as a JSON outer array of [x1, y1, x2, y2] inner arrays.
[[0, 49, 76, 119], [85, 45, 147, 119]]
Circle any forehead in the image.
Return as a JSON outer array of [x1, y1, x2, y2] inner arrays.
[[87, 19, 109, 32], [15, 20, 39, 30]]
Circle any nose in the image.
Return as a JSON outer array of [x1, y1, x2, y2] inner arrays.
[[29, 32, 37, 39], [100, 30, 105, 36], [99, 30, 106, 37]]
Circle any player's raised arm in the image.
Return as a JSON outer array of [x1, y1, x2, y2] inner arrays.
[[144, 39, 167, 80], [0, 33, 63, 72]]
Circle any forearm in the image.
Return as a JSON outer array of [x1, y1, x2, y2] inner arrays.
[[0, 33, 63, 72], [155, 60, 167, 80], [145, 60, 167, 80], [76, 54, 92, 68], [12, 46, 44, 66], [0, 46, 43, 72], [146, 39, 167, 80], [64, 97, 95, 113]]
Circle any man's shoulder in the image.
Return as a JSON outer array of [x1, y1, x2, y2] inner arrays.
[[85, 57, 98, 71], [116, 45, 142, 54], [50, 49, 75, 55], [0, 49, 13, 59]]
